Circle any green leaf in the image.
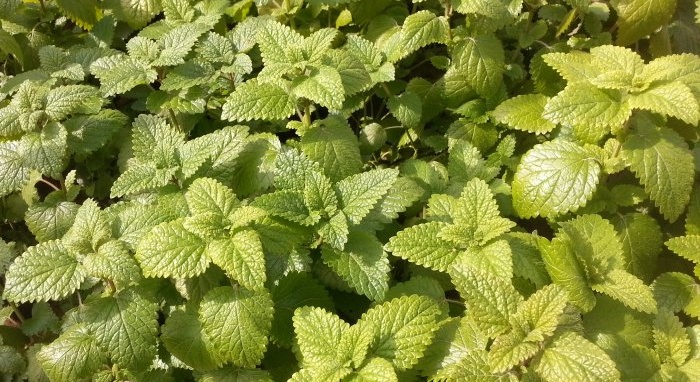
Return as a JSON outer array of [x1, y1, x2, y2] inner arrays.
[[84, 288, 158, 371], [270, 273, 333, 347], [622, 122, 695, 222], [292, 66, 345, 110], [20, 122, 68, 176], [535, 332, 620, 382], [131, 114, 184, 167], [322, 230, 390, 301], [503, 233, 551, 288], [653, 272, 698, 314], [207, 231, 266, 291], [0, 29, 24, 66], [541, 238, 597, 313], [385, 11, 450, 62], [36, 324, 107, 382], [25, 200, 79, 242], [488, 329, 539, 374], [292, 306, 352, 369], [592, 269, 657, 314], [0, 141, 29, 197], [161, 309, 222, 371], [329, 50, 373, 96], [303, 171, 338, 217], [43, 85, 102, 121], [54, 0, 100, 30], [65, 109, 129, 154], [358, 295, 442, 370], [557, 214, 624, 276], [90, 55, 158, 96], [300, 116, 362, 182], [445, 178, 515, 247], [318, 211, 350, 250], [256, 19, 304, 66], [335, 168, 399, 225], [630, 82, 700, 125], [451, 34, 505, 99], [386, 221, 458, 272], [666, 235, 700, 277], [492, 94, 556, 134], [222, 81, 295, 122], [199, 286, 274, 368], [3, 240, 85, 303], [153, 24, 206, 66], [135, 219, 211, 278], [450, 264, 523, 336], [63, 199, 112, 254], [654, 310, 691, 366], [346, 357, 398, 382], [110, 0, 162, 29], [512, 140, 602, 218], [612, 213, 662, 282], [614, 0, 678, 46], [110, 163, 178, 198], [387, 91, 422, 128], [83, 240, 142, 285], [253, 190, 317, 226], [185, 177, 239, 218], [544, 83, 631, 131]]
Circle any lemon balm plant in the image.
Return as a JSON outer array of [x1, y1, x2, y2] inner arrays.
[[1, 0, 700, 381]]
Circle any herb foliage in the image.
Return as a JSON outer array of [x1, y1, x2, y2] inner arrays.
[[1, 0, 700, 381]]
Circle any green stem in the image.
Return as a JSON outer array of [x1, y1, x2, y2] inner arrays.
[[105, 279, 117, 295], [9, 302, 25, 323], [302, 104, 312, 128], [168, 109, 182, 132]]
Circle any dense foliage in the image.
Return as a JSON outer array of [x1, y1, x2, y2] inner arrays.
[[1, 0, 700, 381]]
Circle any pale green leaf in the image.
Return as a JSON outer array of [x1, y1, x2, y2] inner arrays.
[[84, 288, 158, 371], [63, 199, 112, 254], [3, 240, 85, 303], [199, 286, 273, 368], [358, 295, 442, 370], [630, 82, 700, 125], [512, 140, 602, 218], [652, 272, 698, 313], [185, 177, 239, 218], [110, 0, 161, 28], [386, 221, 458, 272], [654, 310, 691, 366], [322, 230, 390, 301], [514, 284, 569, 342], [303, 171, 338, 217], [90, 55, 158, 96], [535, 332, 620, 382], [153, 23, 206, 66], [20, 122, 68, 175], [161, 308, 222, 371], [256, 19, 304, 66], [44, 85, 102, 120], [253, 190, 317, 226], [492, 94, 556, 134], [222, 81, 295, 122], [592, 269, 657, 314], [488, 329, 539, 373], [36, 324, 107, 382], [385, 11, 450, 62], [450, 264, 523, 336], [301, 116, 362, 182], [24, 200, 79, 242], [54, 0, 100, 30], [110, 163, 178, 198], [615, 0, 678, 46], [544, 83, 631, 130], [432, 349, 506, 382], [388, 92, 422, 128], [207, 230, 266, 291], [329, 50, 373, 96], [622, 122, 694, 222], [135, 219, 210, 278], [557, 214, 624, 276], [666, 235, 700, 275], [503, 233, 551, 288], [292, 306, 352, 368], [83, 240, 142, 285], [345, 357, 398, 382], [199, 367, 273, 382], [318, 210, 350, 250], [0, 141, 29, 197], [335, 168, 399, 225], [292, 66, 345, 110], [131, 114, 184, 167]]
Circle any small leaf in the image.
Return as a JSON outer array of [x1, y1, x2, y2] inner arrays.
[[386, 221, 458, 272], [614, 0, 678, 46], [387, 92, 422, 128], [591, 269, 657, 314], [535, 332, 620, 382], [161, 309, 222, 371], [135, 219, 210, 278], [36, 324, 107, 382], [492, 94, 556, 134], [222, 81, 295, 122], [207, 230, 266, 291], [335, 168, 399, 225]]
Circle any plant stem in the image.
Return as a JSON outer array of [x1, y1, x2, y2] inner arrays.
[[39, 178, 61, 191], [9, 302, 25, 323]]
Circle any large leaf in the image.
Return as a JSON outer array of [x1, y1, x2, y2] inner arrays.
[[614, 0, 678, 46]]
